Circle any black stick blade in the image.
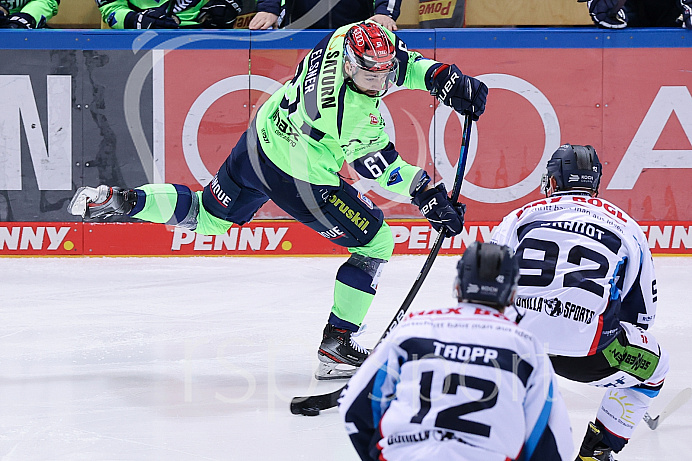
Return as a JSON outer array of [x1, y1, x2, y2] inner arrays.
[[290, 388, 342, 415]]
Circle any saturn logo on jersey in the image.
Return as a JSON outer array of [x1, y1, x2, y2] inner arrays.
[[321, 53, 339, 109]]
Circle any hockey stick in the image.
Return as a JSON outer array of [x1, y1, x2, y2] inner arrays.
[[290, 114, 473, 416], [643, 387, 692, 430]]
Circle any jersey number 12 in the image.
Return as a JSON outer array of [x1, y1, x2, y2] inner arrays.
[[410, 370, 498, 437]]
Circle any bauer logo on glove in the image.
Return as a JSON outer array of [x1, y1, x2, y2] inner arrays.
[[412, 184, 466, 237], [439, 71, 459, 104], [419, 197, 438, 216], [428, 63, 488, 121]]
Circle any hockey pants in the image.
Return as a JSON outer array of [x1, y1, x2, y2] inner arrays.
[[551, 322, 669, 452], [126, 130, 395, 330]]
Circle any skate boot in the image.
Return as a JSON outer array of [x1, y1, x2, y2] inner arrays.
[[575, 422, 616, 461], [316, 324, 369, 380], [68, 185, 136, 219]]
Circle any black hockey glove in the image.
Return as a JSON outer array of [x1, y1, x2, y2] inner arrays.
[[682, 0, 692, 29], [579, 0, 627, 29], [0, 12, 38, 28], [429, 64, 488, 121], [199, 0, 242, 28], [124, 4, 180, 29], [412, 184, 466, 236]]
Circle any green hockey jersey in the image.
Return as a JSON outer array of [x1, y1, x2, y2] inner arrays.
[[0, 0, 58, 26], [254, 21, 438, 198], [98, 0, 205, 28]]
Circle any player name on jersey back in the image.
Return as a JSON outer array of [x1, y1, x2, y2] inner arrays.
[[514, 195, 627, 224]]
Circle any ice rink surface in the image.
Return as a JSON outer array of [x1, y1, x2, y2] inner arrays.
[[1, 255, 690, 460]]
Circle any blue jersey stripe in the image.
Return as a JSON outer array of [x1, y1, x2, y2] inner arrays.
[[632, 386, 660, 398], [523, 380, 554, 460], [371, 362, 390, 426]]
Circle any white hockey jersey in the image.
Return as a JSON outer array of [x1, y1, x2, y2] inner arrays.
[[339, 304, 574, 461], [492, 192, 657, 356]]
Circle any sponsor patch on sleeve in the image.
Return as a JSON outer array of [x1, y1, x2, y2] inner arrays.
[[357, 192, 374, 209], [387, 167, 403, 186], [638, 313, 655, 324]]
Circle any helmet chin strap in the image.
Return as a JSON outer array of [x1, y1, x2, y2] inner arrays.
[[513, 304, 525, 325], [508, 290, 525, 324]]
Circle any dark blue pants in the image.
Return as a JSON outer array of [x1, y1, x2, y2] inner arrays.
[[201, 129, 384, 248]]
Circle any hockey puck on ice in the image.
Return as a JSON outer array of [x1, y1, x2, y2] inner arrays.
[[301, 406, 320, 416]]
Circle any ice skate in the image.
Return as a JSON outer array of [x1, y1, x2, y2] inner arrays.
[[316, 324, 369, 380], [575, 422, 616, 461], [68, 185, 136, 219]]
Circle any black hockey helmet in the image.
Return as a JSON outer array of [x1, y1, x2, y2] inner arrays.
[[541, 144, 602, 196], [455, 242, 519, 308]]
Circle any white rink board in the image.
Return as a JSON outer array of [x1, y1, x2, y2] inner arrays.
[[1, 255, 690, 460]]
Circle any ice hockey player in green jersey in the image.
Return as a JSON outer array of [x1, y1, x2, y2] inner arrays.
[[99, 0, 241, 29], [0, 0, 58, 28], [68, 21, 488, 379]]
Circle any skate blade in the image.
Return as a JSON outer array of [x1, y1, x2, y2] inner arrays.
[[68, 186, 100, 217], [314, 362, 357, 381], [68, 187, 89, 217]]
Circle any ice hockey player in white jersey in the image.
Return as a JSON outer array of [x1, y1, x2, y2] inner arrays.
[[339, 241, 574, 461], [492, 144, 669, 461]]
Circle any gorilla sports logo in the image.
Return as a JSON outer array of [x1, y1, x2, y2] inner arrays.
[[544, 297, 563, 317]]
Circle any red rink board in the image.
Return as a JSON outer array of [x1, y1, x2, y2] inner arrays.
[[163, 47, 692, 223], [1, 221, 691, 256]]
